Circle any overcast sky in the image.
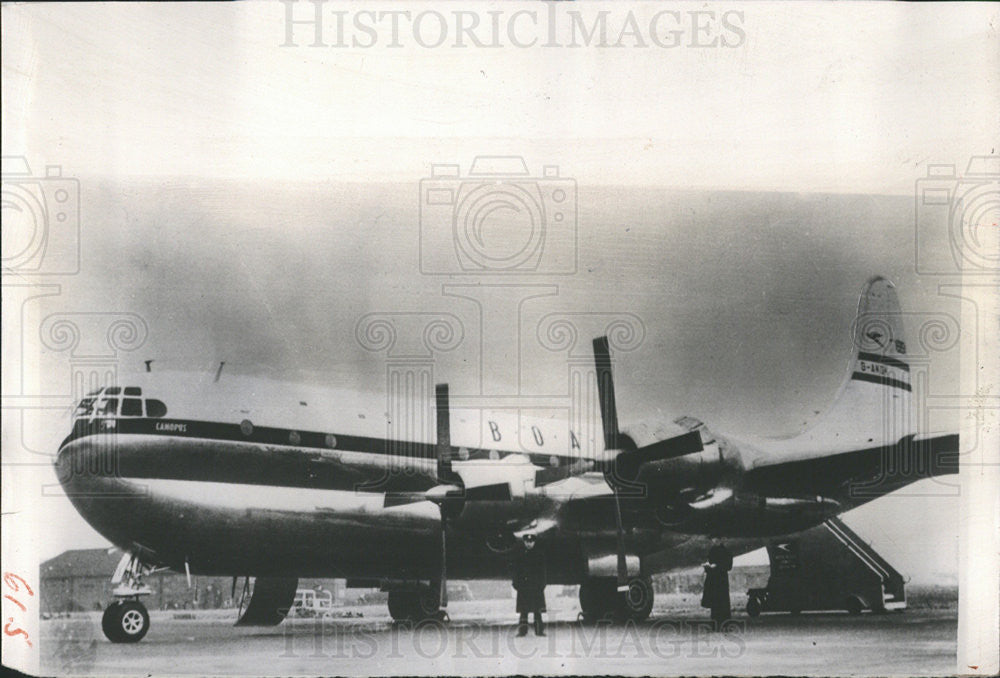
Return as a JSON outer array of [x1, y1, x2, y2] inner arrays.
[[4, 2, 997, 583], [3, 2, 997, 190]]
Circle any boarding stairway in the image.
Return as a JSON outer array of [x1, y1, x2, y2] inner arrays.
[[747, 516, 906, 615], [823, 516, 906, 610]]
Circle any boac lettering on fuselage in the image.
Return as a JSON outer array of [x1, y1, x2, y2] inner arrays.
[[485, 420, 583, 451]]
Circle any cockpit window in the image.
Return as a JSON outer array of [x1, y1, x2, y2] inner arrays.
[[73, 397, 95, 417], [145, 399, 168, 418], [124, 386, 141, 396], [121, 398, 143, 417], [72, 392, 166, 420], [95, 398, 118, 416], [104, 386, 121, 396]]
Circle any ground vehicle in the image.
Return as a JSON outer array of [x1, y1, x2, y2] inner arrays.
[[290, 588, 335, 618], [746, 517, 906, 616]]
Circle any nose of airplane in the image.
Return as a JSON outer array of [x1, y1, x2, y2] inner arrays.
[[55, 431, 129, 498], [55, 433, 152, 553]]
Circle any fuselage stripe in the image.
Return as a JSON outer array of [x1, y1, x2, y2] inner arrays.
[[850, 371, 912, 392], [60, 417, 585, 468]]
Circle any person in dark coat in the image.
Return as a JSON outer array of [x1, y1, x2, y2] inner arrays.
[[513, 533, 546, 636], [701, 537, 733, 630]]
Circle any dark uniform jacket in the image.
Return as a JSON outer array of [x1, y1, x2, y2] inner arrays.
[[701, 543, 733, 611], [513, 546, 547, 614]]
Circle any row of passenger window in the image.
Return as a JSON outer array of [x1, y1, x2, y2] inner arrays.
[[74, 397, 168, 418]]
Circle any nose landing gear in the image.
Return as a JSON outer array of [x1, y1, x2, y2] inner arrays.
[[101, 552, 158, 643], [102, 600, 150, 643]]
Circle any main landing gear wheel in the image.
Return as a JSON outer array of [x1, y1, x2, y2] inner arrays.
[[102, 600, 150, 643], [579, 578, 617, 622], [580, 577, 654, 622], [387, 586, 442, 623], [619, 576, 654, 622]]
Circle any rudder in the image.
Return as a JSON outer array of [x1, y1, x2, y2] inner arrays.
[[795, 276, 914, 450], [850, 276, 911, 394]]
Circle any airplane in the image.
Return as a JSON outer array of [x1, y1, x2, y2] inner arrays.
[[54, 276, 959, 642]]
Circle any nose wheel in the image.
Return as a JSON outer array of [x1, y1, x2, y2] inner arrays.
[[102, 600, 150, 643]]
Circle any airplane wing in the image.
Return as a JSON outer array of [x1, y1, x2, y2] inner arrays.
[[741, 432, 960, 499]]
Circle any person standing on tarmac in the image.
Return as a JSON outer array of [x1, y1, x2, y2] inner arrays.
[[701, 537, 733, 630], [513, 533, 546, 636]]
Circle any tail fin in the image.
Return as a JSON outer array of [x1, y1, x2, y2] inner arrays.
[[797, 276, 913, 449], [849, 276, 911, 396]]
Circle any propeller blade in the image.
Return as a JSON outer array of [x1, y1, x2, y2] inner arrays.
[[439, 518, 448, 608], [605, 430, 704, 493], [534, 459, 593, 487], [436, 383, 453, 483], [383, 492, 427, 508], [592, 336, 622, 450], [463, 483, 513, 502], [634, 430, 704, 462], [593, 336, 642, 591], [434, 383, 454, 609], [425, 483, 463, 503], [612, 491, 629, 591], [614, 430, 704, 481]]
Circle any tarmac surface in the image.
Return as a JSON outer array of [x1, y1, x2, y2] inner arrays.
[[41, 596, 957, 676]]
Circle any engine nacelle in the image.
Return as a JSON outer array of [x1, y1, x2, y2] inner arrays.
[[616, 417, 733, 501], [663, 490, 843, 537]]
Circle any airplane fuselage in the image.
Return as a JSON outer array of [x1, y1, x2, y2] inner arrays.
[[54, 369, 930, 585]]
